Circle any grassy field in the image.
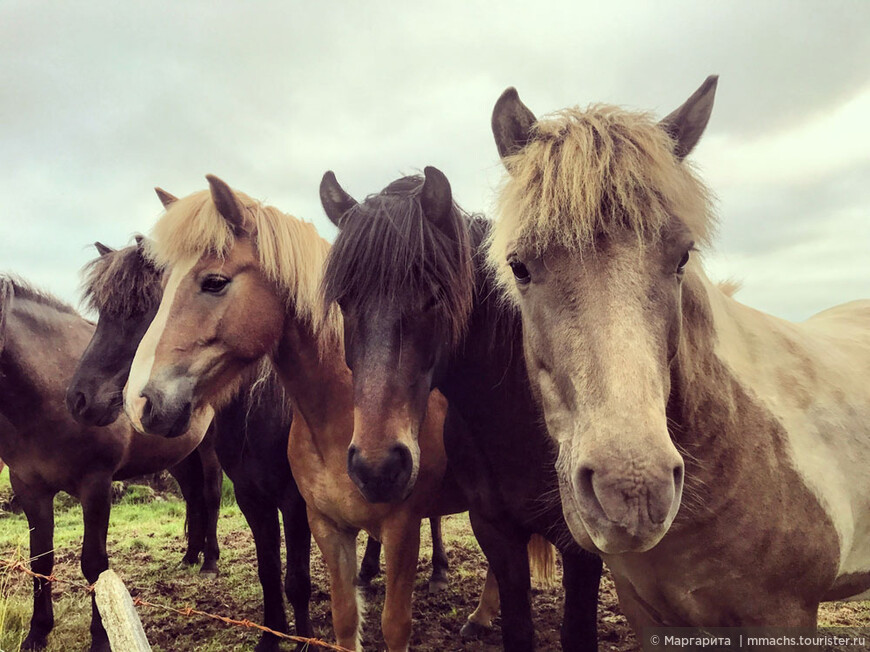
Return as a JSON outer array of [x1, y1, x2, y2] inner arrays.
[[0, 469, 867, 651]]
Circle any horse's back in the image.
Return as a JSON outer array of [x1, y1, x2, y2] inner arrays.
[[804, 299, 870, 337]]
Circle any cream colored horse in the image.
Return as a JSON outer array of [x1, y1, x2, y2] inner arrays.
[[488, 75, 870, 629]]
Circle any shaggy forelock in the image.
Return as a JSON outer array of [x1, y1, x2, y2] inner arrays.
[[488, 103, 716, 292], [145, 187, 342, 345], [81, 243, 162, 318], [322, 175, 475, 348]]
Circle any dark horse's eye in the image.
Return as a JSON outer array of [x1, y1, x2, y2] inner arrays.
[[201, 275, 230, 294], [509, 259, 531, 285]]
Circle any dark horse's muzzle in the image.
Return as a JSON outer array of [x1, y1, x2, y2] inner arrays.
[[347, 443, 414, 503]]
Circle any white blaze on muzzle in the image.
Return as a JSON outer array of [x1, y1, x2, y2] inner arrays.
[[123, 257, 196, 430]]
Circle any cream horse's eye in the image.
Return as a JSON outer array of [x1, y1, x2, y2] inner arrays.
[[509, 258, 531, 285], [676, 252, 690, 273]]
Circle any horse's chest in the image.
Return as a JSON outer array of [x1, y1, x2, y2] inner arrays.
[[287, 430, 370, 530]]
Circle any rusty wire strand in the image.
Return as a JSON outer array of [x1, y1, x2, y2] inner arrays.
[[0, 557, 351, 652]]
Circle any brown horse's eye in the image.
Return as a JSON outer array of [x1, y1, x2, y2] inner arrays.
[[509, 259, 531, 285], [201, 275, 230, 294]]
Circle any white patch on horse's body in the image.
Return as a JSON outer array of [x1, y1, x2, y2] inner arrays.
[[124, 257, 196, 430], [709, 281, 870, 581]]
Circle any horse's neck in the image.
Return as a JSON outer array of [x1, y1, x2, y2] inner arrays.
[[668, 269, 797, 515], [0, 303, 91, 428], [271, 313, 352, 444]]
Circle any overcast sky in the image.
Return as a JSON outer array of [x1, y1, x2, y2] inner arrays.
[[2, 0, 868, 321]]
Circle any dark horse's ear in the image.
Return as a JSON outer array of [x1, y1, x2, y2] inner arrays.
[[206, 174, 248, 235], [420, 166, 453, 232], [660, 75, 719, 160], [154, 187, 178, 208], [134, 234, 145, 248], [492, 87, 537, 161], [0, 277, 13, 352], [94, 242, 114, 257], [320, 171, 358, 228]]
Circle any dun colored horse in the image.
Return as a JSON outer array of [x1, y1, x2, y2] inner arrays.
[[121, 177, 475, 651], [488, 76, 870, 628], [320, 168, 602, 651], [0, 276, 212, 651]]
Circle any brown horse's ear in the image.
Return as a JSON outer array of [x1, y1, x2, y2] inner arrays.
[[420, 166, 453, 231], [94, 242, 114, 256], [134, 234, 146, 248], [154, 187, 178, 208], [206, 174, 248, 234], [660, 75, 719, 160], [492, 87, 537, 161], [320, 171, 358, 228]]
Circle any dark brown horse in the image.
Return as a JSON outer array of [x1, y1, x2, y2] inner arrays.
[[68, 238, 224, 574], [0, 275, 212, 651], [320, 169, 603, 651]]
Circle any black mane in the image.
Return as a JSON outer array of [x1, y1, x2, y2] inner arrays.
[[81, 241, 162, 318], [322, 175, 476, 347]]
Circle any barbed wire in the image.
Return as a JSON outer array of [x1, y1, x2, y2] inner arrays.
[[0, 557, 351, 652]]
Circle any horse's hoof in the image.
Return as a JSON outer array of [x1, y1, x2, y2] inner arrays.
[[460, 620, 490, 640], [428, 577, 448, 593], [21, 633, 48, 651], [179, 556, 198, 567], [199, 567, 219, 580]]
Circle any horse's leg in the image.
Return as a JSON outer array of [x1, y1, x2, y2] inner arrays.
[[428, 516, 448, 593], [381, 517, 421, 652], [168, 454, 205, 567], [469, 513, 534, 652], [460, 563, 499, 639], [79, 473, 113, 652], [281, 486, 312, 644], [560, 549, 602, 651], [359, 536, 381, 585], [198, 443, 222, 577], [308, 510, 361, 652], [234, 485, 287, 652], [11, 474, 55, 651]]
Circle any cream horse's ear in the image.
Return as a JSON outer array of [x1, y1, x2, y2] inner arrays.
[[491, 87, 537, 161], [154, 187, 178, 208], [319, 171, 358, 228], [206, 174, 248, 234], [660, 75, 719, 160]]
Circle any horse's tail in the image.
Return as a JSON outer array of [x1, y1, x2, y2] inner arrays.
[[527, 534, 557, 588]]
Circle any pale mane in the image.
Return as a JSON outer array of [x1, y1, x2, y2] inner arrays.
[[488, 103, 717, 291], [145, 189, 341, 344]]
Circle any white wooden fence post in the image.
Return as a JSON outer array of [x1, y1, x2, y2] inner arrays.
[[94, 569, 152, 652]]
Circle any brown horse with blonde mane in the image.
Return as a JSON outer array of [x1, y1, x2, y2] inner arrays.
[[488, 75, 870, 629], [120, 177, 472, 651], [0, 276, 212, 651]]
